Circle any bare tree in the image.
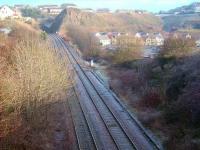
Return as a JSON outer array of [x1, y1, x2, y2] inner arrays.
[[112, 35, 144, 65], [160, 37, 195, 58], [66, 24, 100, 58]]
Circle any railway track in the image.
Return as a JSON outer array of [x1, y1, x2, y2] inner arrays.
[[50, 35, 97, 150], [50, 34, 162, 150]]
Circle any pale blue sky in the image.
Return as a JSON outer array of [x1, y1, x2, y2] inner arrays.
[[1, 0, 198, 12]]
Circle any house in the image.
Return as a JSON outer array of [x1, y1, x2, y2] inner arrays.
[[115, 9, 135, 14], [174, 12, 181, 15], [196, 39, 200, 47], [94, 32, 130, 47], [107, 32, 129, 45], [38, 5, 55, 13], [145, 36, 156, 46], [14, 5, 25, 10], [38, 5, 58, 9], [195, 6, 200, 13], [95, 32, 107, 37], [13, 9, 22, 18], [0, 28, 12, 35], [96, 8, 110, 13], [38, 5, 63, 15], [194, 2, 200, 13], [116, 9, 129, 13], [47, 8, 63, 15], [145, 33, 164, 46], [98, 35, 111, 46], [94, 33, 111, 46], [81, 8, 94, 13], [0, 5, 14, 20], [135, 10, 145, 14], [185, 33, 192, 39], [107, 32, 120, 45], [135, 32, 149, 38], [155, 35, 165, 46]]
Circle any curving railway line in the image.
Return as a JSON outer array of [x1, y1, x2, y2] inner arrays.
[[49, 34, 162, 150]]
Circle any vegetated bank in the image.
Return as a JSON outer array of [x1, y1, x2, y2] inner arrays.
[[0, 20, 74, 149], [103, 37, 200, 149]]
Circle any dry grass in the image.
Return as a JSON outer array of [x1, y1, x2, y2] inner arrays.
[[0, 22, 71, 150], [1, 38, 71, 121], [0, 21, 72, 149]]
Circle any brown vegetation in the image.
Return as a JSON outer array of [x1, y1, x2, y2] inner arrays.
[[66, 24, 101, 59], [0, 21, 72, 149], [105, 36, 200, 149], [161, 37, 195, 58], [111, 36, 143, 65]]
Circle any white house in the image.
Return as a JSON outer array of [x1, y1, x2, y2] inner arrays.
[[145, 33, 164, 46], [196, 39, 200, 47], [0, 27, 12, 35], [47, 8, 63, 15], [97, 35, 111, 46], [155, 35, 165, 46], [96, 8, 110, 13], [14, 5, 25, 10], [81, 8, 94, 13], [95, 32, 107, 37], [195, 6, 200, 13], [0, 5, 15, 20], [38, 5, 63, 15], [135, 32, 149, 38], [185, 33, 192, 39], [115, 9, 135, 14]]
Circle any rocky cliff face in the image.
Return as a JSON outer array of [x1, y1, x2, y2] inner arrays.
[[49, 8, 162, 33]]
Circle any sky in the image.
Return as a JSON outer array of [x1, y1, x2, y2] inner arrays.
[[1, 0, 198, 12]]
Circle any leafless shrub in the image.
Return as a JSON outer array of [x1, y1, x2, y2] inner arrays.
[[139, 87, 163, 108], [160, 37, 195, 58], [66, 24, 100, 58], [1, 38, 71, 120], [177, 81, 200, 125], [111, 36, 143, 65]]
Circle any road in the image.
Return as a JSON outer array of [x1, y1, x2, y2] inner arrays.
[[49, 34, 162, 150]]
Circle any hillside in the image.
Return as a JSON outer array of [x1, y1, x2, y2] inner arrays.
[[167, 2, 200, 14], [161, 2, 200, 32], [162, 14, 200, 32], [49, 8, 162, 33]]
